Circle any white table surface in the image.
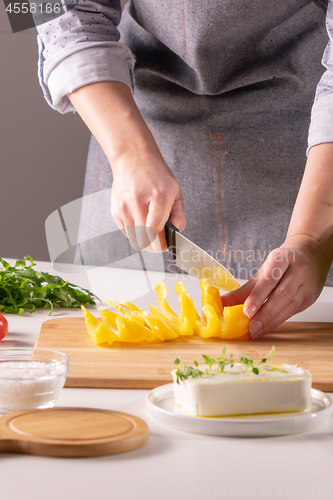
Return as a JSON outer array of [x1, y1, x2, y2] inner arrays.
[[1, 259, 333, 500]]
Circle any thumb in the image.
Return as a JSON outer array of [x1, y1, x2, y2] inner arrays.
[[221, 278, 256, 308]]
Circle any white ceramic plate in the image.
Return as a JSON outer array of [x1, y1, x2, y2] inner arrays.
[[146, 384, 333, 437]]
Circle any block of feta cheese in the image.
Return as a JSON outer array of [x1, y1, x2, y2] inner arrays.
[[172, 364, 312, 417]]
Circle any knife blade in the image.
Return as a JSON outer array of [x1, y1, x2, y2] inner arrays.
[[165, 221, 240, 291]]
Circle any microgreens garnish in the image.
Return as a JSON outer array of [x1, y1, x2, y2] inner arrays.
[[174, 355, 204, 384], [174, 346, 276, 384]]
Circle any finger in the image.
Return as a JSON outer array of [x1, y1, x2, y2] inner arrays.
[[144, 231, 165, 254], [132, 216, 158, 253], [221, 278, 256, 308], [110, 190, 124, 228], [137, 226, 158, 251], [129, 204, 153, 252], [111, 209, 124, 231], [110, 204, 127, 239], [119, 211, 136, 247], [169, 194, 186, 233], [243, 250, 291, 319], [249, 288, 304, 339], [120, 196, 166, 253], [146, 200, 172, 252], [248, 272, 302, 339], [117, 196, 150, 250], [111, 191, 134, 240]]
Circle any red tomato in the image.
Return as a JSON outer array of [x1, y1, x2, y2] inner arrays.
[[0, 312, 8, 340]]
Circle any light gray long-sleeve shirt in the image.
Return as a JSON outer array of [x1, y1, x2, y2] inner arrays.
[[37, 0, 134, 114]]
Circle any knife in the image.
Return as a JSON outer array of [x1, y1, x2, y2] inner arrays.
[[165, 221, 240, 291]]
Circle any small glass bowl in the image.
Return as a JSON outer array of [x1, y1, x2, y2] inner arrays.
[[0, 348, 70, 414]]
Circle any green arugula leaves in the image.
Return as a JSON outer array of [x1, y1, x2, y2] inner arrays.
[[0, 256, 99, 315]]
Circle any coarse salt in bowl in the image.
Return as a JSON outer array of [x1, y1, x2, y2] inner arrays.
[[0, 348, 70, 414]]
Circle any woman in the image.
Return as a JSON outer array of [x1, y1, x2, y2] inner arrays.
[[37, 0, 333, 338]]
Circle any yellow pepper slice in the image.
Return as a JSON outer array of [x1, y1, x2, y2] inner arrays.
[[99, 308, 145, 343], [104, 299, 146, 326], [196, 303, 223, 338], [81, 306, 115, 345], [200, 279, 223, 318], [104, 300, 159, 342], [149, 303, 190, 337], [100, 307, 158, 343], [156, 282, 178, 320], [174, 282, 199, 333], [219, 303, 249, 339], [197, 280, 249, 339], [145, 305, 179, 341], [156, 282, 195, 336], [124, 301, 147, 314]]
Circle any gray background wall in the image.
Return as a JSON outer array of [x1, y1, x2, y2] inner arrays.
[[0, 0, 128, 262]]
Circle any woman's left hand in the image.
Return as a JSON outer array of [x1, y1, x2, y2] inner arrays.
[[221, 234, 332, 339]]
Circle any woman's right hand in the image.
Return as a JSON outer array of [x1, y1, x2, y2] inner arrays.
[[111, 149, 186, 252], [67, 81, 186, 252]]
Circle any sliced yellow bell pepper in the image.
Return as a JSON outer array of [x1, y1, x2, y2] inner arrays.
[[156, 282, 177, 320], [105, 299, 161, 342], [200, 279, 223, 318], [174, 282, 199, 333], [124, 301, 147, 314], [197, 279, 249, 339], [145, 305, 179, 341], [156, 279, 248, 339], [104, 299, 146, 326], [99, 308, 146, 343], [149, 303, 189, 337], [219, 303, 249, 339], [82, 278, 249, 345], [156, 282, 195, 336], [110, 298, 180, 341], [196, 303, 224, 338], [81, 306, 115, 344]]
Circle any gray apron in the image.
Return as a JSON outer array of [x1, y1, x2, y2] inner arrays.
[[76, 0, 333, 285]]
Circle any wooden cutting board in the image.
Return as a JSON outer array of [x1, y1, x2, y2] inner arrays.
[[36, 318, 333, 391]]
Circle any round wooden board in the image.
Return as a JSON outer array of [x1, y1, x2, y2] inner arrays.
[[0, 407, 149, 457]]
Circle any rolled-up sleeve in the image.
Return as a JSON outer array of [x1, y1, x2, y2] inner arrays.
[[308, 1, 333, 152], [37, 0, 135, 114]]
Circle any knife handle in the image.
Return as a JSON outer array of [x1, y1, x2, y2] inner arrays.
[[165, 221, 179, 260]]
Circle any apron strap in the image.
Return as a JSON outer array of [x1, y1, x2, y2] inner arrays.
[[313, 0, 328, 10]]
